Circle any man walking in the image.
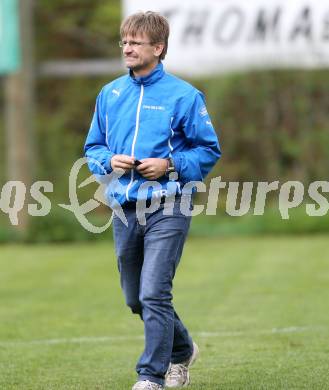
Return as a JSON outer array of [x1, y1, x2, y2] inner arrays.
[[84, 11, 221, 390]]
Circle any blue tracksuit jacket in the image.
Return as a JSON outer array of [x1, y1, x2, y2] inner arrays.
[[84, 62, 221, 206]]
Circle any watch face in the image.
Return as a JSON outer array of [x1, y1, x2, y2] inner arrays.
[[166, 158, 175, 175], [168, 158, 174, 169]]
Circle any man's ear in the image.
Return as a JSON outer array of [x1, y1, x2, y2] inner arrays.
[[153, 43, 165, 58]]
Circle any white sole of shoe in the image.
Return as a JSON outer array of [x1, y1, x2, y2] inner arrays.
[[182, 372, 190, 387], [188, 342, 199, 368], [182, 342, 199, 387]]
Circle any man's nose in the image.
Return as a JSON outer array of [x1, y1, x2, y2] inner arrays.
[[123, 44, 133, 54]]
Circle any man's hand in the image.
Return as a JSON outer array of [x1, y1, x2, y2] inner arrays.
[[111, 154, 135, 173], [136, 158, 168, 180]]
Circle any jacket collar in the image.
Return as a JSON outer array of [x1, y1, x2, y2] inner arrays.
[[129, 62, 165, 86]]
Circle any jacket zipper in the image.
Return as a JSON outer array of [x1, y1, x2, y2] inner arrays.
[[126, 84, 144, 201]]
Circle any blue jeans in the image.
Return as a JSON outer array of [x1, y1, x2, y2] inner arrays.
[[112, 198, 194, 386]]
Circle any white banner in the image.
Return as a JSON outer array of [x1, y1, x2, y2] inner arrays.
[[123, 0, 329, 76]]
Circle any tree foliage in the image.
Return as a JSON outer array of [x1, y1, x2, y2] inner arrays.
[[35, 0, 122, 59]]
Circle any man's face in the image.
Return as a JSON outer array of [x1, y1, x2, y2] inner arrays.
[[121, 33, 163, 76]]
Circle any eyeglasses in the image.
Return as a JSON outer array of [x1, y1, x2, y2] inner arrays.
[[118, 40, 154, 48]]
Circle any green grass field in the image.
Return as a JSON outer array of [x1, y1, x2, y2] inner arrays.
[[1, 236, 329, 389]]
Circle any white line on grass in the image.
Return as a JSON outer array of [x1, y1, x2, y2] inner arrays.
[[0, 326, 325, 347], [196, 326, 317, 338]]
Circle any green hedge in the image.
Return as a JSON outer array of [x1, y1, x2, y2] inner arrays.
[[1, 204, 329, 244]]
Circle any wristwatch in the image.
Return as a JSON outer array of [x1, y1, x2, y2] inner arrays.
[[165, 157, 175, 176]]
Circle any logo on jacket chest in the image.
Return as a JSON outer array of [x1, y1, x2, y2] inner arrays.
[[142, 104, 165, 111]]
